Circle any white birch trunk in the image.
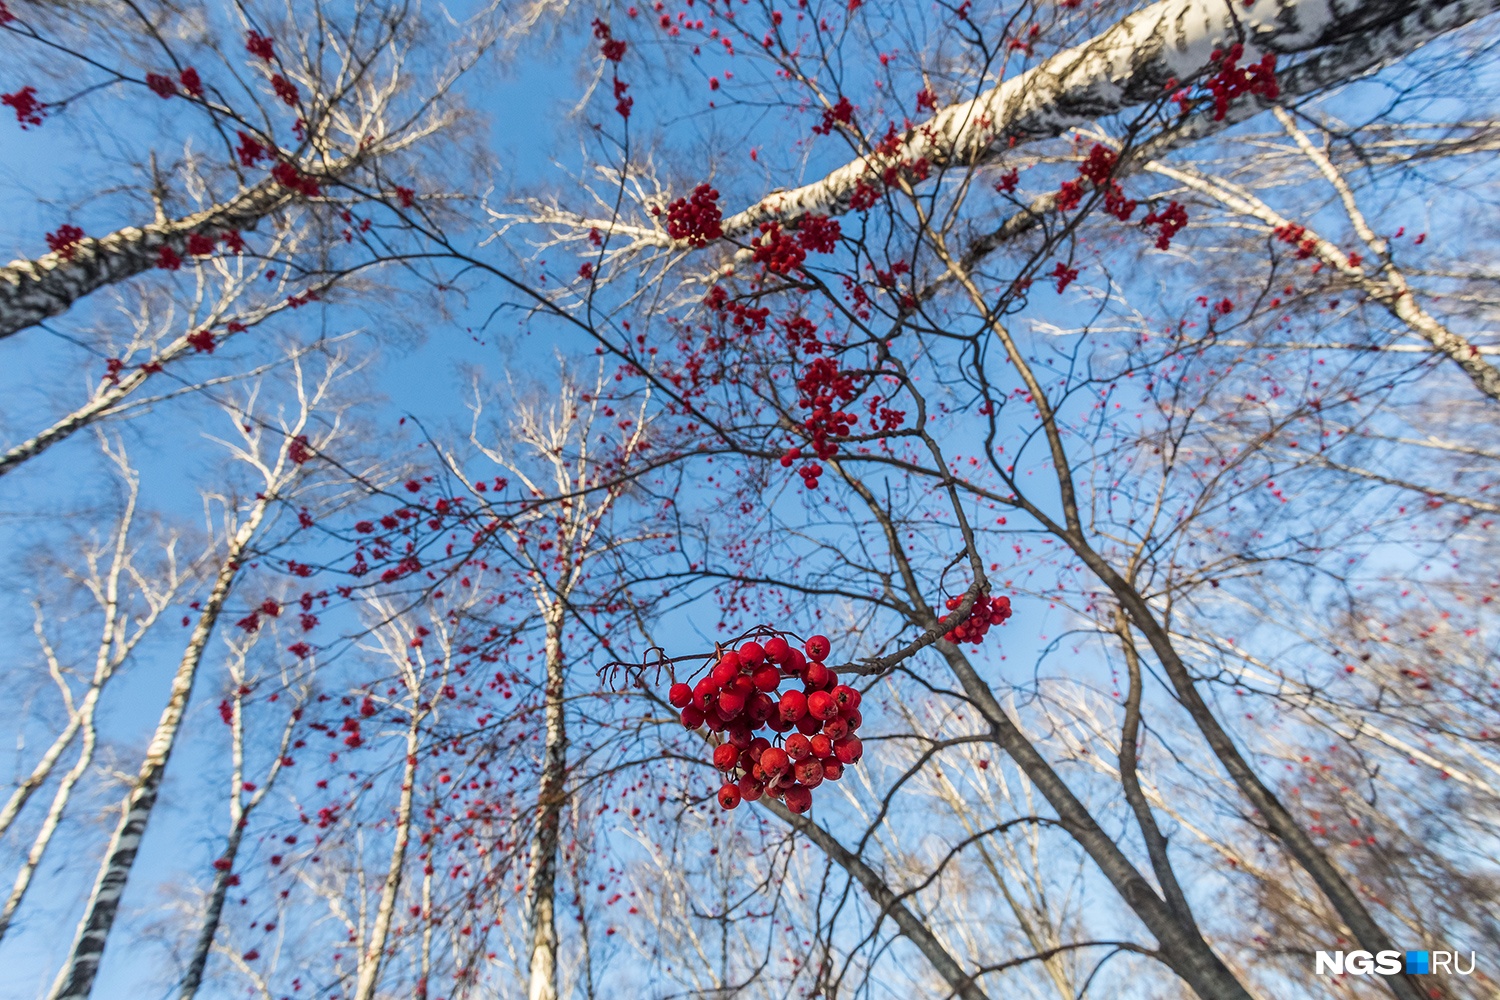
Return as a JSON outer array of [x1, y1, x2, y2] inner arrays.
[[525, 605, 569, 1000], [351, 710, 424, 1000], [46, 495, 271, 1000]]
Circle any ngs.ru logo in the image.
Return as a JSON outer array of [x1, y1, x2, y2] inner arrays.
[[1315, 950, 1477, 976]]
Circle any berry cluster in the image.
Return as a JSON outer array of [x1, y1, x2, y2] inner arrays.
[[1141, 201, 1188, 250], [778, 358, 858, 489], [752, 221, 807, 276], [668, 635, 865, 814], [1202, 45, 1277, 121], [1170, 44, 1277, 121], [938, 592, 1013, 645], [662, 184, 724, 247]]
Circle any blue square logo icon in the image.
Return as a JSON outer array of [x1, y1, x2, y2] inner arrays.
[[1406, 951, 1430, 975]]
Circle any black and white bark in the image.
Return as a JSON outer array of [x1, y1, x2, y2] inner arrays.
[[0, 179, 297, 342], [714, 0, 1500, 237], [177, 651, 299, 1000], [45, 370, 331, 1000], [0, 446, 179, 943]]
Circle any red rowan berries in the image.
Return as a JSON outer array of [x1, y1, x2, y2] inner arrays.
[[807, 690, 838, 721], [717, 689, 747, 718], [681, 706, 705, 729], [748, 692, 775, 723], [795, 758, 824, 788], [804, 635, 831, 661], [760, 747, 790, 776], [737, 775, 764, 801], [718, 784, 742, 809], [796, 714, 822, 735], [668, 682, 692, 708], [713, 744, 739, 771], [763, 636, 791, 662], [822, 760, 844, 781], [752, 666, 781, 691], [712, 657, 738, 686], [778, 690, 807, 723], [785, 734, 813, 760], [810, 734, 833, 758], [832, 684, 860, 710], [834, 736, 863, 764], [822, 717, 850, 741], [783, 784, 813, 813], [804, 661, 831, 689]]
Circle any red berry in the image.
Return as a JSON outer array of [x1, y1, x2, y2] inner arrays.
[[766, 715, 794, 733], [794, 758, 824, 788], [844, 708, 863, 730], [795, 714, 822, 735], [681, 706, 705, 729], [832, 685, 860, 710], [692, 677, 718, 712], [718, 650, 743, 675], [807, 690, 838, 721], [777, 690, 807, 723], [833, 736, 863, 764], [718, 784, 742, 809], [752, 666, 781, 691], [737, 775, 764, 801], [760, 747, 791, 776], [712, 657, 738, 686], [728, 724, 754, 748], [748, 692, 775, 723], [810, 734, 833, 758], [822, 717, 850, 741], [783, 784, 813, 813], [749, 736, 771, 758], [785, 734, 813, 760], [804, 661, 831, 689], [764, 637, 791, 662], [729, 674, 755, 697], [738, 641, 765, 667], [668, 682, 693, 708], [804, 635, 831, 661], [787, 650, 808, 675], [717, 689, 747, 718], [713, 743, 740, 771], [822, 759, 845, 781]]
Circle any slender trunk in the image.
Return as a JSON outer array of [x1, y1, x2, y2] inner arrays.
[[47, 498, 269, 1000], [526, 606, 569, 1000], [352, 718, 423, 1000], [1115, 609, 1197, 930], [176, 823, 247, 1000], [0, 484, 137, 836], [179, 702, 295, 1000], [764, 797, 993, 1000], [0, 718, 98, 942], [937, 643, 1253, 1000], [1082, 554, 1423, 1000]]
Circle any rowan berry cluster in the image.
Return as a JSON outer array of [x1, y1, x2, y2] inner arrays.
[[778, 357, 858, 489], [938, 592, 1013, 645], [1167, 43, 1277, 122], [46, 225, 85, 259], [668, 634, 865, 814], [3, 86, 44, 128], [1274, 222, 1318, 259], [1055, 145, 1136, 221], [661, 184, 724, 247], [1141, 201, 1188, 250], [752, 222, 807, 275]]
